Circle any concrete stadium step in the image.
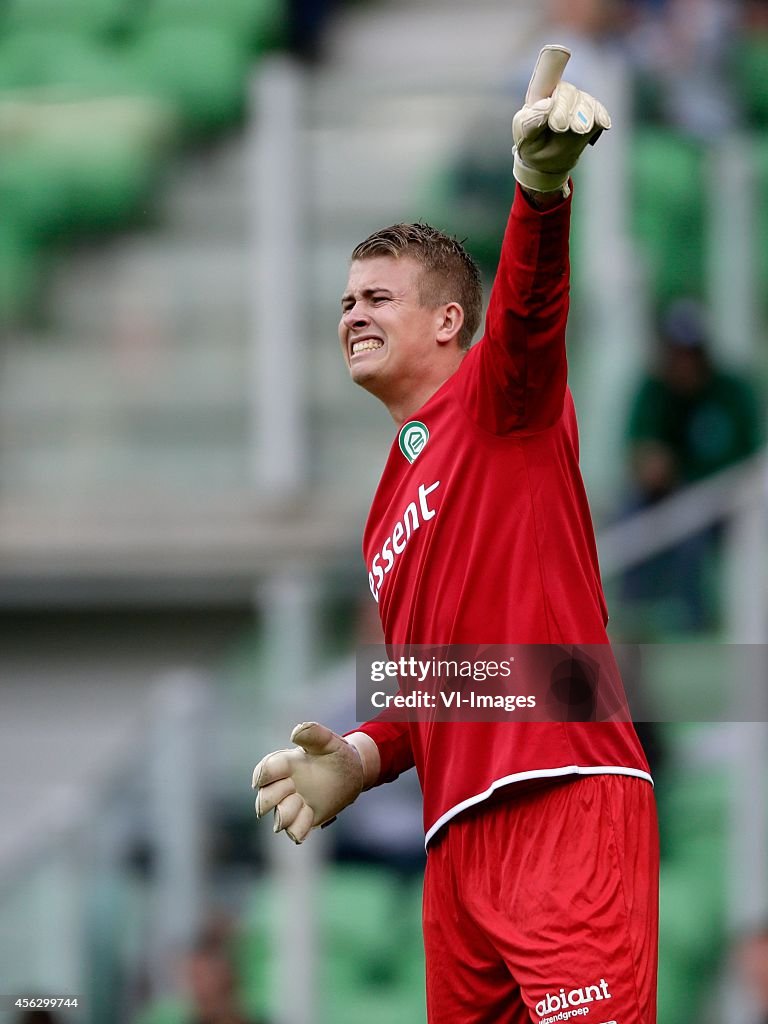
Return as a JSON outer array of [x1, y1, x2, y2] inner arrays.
[[45, 238, 248, 343], [1, 328, 246, 403], [162, 137, 250, 241], [326, 0, 541, 86]]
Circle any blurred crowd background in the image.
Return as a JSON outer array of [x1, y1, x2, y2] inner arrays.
[[0, 0, 767, 1022]]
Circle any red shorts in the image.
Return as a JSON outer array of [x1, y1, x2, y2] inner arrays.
[[422, 774, 659, 1024]]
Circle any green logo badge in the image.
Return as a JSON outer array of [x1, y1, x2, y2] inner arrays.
[[399, 421, 429, 464]]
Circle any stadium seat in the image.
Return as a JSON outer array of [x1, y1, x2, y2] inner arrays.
[[658, 851, 726, 1024], [140, 0, 286, 53], [131, 996, 188, 1024], [0, 146, 71, 241], [0, 217, 42, 324], [0, 31, 134, 93], [129, 26, 251, 135], [322, 867, 426, 1022], [631, 128, 707, 304], [730, 35, 768, 128], [0, 93, 175, 238], [655, 761, 729, 1024], [64, 133, 163, 232], [0, 0, 134, 41], [0, 0, 270, 320]]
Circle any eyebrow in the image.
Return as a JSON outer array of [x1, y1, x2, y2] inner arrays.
[[340, 287, 393, 308]]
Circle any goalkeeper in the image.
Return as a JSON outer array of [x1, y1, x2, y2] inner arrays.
[[253, 47, 659, 1024]]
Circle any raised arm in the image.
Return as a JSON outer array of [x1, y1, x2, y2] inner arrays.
[[460, 46, 610, 435]]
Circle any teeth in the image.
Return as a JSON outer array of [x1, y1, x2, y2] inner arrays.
[[352, 340, 383, 355]]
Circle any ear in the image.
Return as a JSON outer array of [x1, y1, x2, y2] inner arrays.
[[435, 302, 465, 347]]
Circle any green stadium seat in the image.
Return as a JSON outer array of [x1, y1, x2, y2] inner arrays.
[[62, 134, 162, 232], [0, 0, 280, 325], [1, 0, 134, 41], [731, 35, 768, 128], [320, 868, 403, 999], [0, 92, 174, 238], [140, 0, 285, 52], [658, 855, 726, 1024], [0, 217, 42, 324], [631, 128, 707, 304], [0, 31, 135, 93], [322, 867, 424, 1021], [321, 991, 426, 1024], [0, 147, 71, 239], [654, 760, 729, 1024], [131, 996, 189, 1024], [129, 26, 251, 135]]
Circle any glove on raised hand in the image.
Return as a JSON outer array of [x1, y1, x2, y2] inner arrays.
[[513, 45, 611, 195], [252, 721, 365, 844]]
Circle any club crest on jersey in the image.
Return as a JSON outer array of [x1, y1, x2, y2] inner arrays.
[[399, 421, 429, 464]]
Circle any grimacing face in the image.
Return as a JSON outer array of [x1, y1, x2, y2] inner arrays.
[[338, 255, 455, 399]]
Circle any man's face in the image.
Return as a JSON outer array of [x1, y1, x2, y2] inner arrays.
[[739, 935, 768, 1006], [184, 952, 234, 1013], [662, 345, 710, 396], [338, 255, 447, 398]]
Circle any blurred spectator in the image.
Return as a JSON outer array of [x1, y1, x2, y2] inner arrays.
[[628, 298, 761, 492], [538, 0, 629, 91], [182, 926, 263, 1024], [135, 916, 267, 1024], [745, 0, 768, 30], [626, 0, 740, 136], [622, 298, 762, 629], [547, 0, 626, 42], [736, 925, 768, 1023], [287, 0, 337, 62], [732, 0, 768, 128]]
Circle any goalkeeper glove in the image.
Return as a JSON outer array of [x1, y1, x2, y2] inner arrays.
[[252, 722, 377, 844], [513, 45, 611, 195]]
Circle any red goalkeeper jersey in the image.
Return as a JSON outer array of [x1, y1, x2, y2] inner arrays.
[[355, 186, 651, 846]]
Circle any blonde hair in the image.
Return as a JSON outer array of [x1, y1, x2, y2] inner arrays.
[[351, 223, 482, 350]]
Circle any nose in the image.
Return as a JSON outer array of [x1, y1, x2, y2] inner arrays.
[[342, 305, 370, 330]]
